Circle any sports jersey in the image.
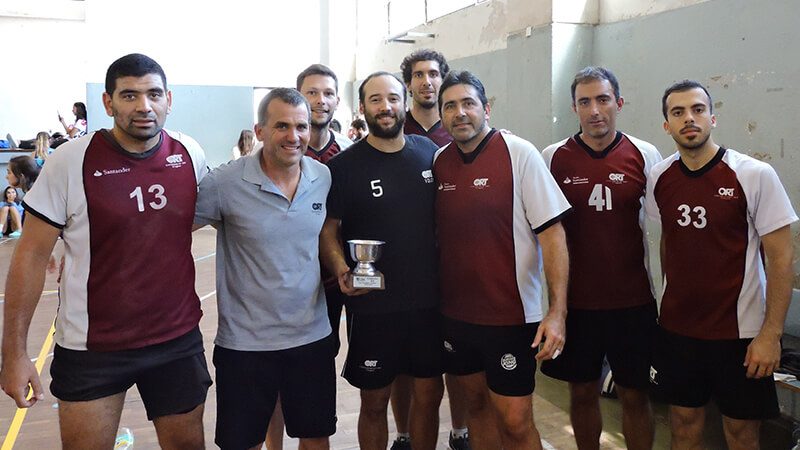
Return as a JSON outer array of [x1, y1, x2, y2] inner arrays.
[[645, 148, 798, 339], [22, 129, 207, 351], [404, 111, 452, 147], [542, 132, 661, 310], [306, 130, 352, 163], [434, 130, 572, 326], [326, 134, 440, 315]]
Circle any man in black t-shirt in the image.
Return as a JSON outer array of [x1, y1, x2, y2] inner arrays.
[[321, 72, 444, 450]]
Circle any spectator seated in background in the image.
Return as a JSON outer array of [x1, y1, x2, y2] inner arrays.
[[0, 186, 23, 238], [231, 129, 256, 160], [59, 101, 88, 139], [32, 131, 53, 166]]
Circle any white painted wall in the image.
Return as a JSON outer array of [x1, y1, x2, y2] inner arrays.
[[1, 0, 322, 140]]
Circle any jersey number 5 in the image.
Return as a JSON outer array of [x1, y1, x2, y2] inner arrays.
[[130, 184, 168, 212], [371, 179, 383, 198], [588, 184, 612, 211]]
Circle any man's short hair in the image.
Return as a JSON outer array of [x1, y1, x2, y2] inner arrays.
[[352, 118, 367, 130], [105, 53, 167, 95], [438, 70, 489, 111], [358, 72, 407, 105], [400, 49, 450, 84], [662, 80, 713, 119], [257, 88, 310, 126], [570, 67, 620, 104], [296, 64, 339, 93]]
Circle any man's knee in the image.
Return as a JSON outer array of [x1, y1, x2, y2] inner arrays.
[[360, 387, 391, 415], [298, 436, 330, 450], [722, 416, 760, 449], [569, 380, 601, 406], [616, 385, 650, 411], [670, 406, 705, 439], [413, 377, 444, 408], [492, 394, 535, 438], [153, 404, 206, 450]]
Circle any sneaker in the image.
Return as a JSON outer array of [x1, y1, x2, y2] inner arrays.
[[390, 436, 412, 450], [449, 432, 471, 450], [8, 230, 21, 239]]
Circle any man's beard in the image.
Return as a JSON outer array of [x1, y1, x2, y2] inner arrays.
[[366, 110, 406, 139]]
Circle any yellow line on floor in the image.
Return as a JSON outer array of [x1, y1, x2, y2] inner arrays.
[[1, 316, 56, 450], [0, 291, 58, 298]]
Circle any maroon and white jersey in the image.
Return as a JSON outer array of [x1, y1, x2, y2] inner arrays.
[[542, 132, 661, 310], [645, 148, 797, 339], [434, 130, 571, 326], [404, 111, 453, 147], [22, 129, 207, 351], [306, 130, 353, 164]]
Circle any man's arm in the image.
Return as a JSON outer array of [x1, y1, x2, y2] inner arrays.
[[531, 221, 569, 361], [0, 214, 62, 407], [744, 224, 794, 378], [319, 217, 357, 295]]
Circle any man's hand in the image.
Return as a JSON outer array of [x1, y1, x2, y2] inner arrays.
[[532, 307, 566, 361], [335, 264, 371, 296], [0, 354, 44, 408], [744, 332, 781, 378]]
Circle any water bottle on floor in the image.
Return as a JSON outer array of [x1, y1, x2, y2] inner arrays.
[[115, 426, 134, 449]]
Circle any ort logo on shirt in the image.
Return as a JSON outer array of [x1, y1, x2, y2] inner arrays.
[[165, 154, 186, 169], [500, 353, 517, 370], [361, 359, 381, 372], [608, 173, 625, 184], [715, 187, 737, 200], [421, 169, 433, 184], [311, 203, 323, 213], [472, 178, 489, 189]]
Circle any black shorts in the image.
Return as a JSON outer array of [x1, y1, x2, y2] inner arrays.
[[343, 308, 444, 390], [50, 326, 211, 420], [443, 317, 539, 397], [213, 335, 337, 449], [541, 302, 656, 389], [649, 327, 778, 420]]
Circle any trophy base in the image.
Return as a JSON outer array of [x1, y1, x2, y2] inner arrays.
[[350, 273, 385, 290]]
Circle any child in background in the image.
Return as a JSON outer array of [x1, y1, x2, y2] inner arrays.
[[0, 186, 23, 238]]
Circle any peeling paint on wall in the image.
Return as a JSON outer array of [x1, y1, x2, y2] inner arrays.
[[748, 152, 771, 162]]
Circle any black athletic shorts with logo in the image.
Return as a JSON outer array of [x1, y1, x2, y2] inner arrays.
[[343, 308, 444, 390], [649, 327, 778, 420], [214, 334, 337, 449], [541, 302, 657, 389], [443, 317, 540, 397], [50, 326, 211, 420]]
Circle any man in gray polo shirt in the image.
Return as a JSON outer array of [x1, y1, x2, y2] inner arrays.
[[194, 88, 335, 450]]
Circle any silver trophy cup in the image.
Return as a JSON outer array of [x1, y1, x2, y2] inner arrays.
[[347, 239, 385, 290]]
